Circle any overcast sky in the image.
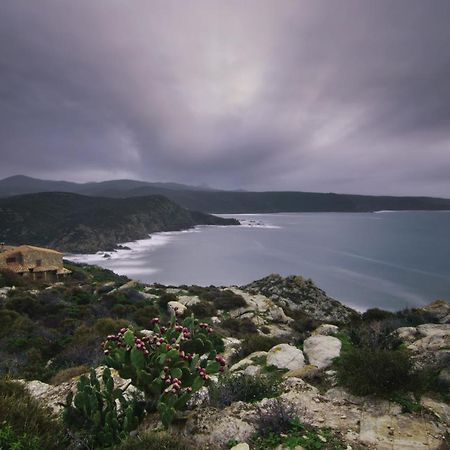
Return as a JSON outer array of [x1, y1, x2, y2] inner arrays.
[[1, 0, 450, 196]]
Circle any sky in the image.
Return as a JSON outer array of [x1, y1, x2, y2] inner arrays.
[[1, 0, 450, 196]]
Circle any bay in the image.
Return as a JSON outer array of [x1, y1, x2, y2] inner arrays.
[[67, 211, 450, 311]]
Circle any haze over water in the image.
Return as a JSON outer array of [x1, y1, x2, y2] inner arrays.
[[69, 211, 450, 312]]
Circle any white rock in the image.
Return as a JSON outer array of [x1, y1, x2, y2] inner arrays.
[[313, 324, 339, 336], [230, 444, 250, 450], [395, 326, 418, 343], [230, 351, 267, 372], [177, 295, 201, 306], [267, 344, 305, 370], [269, 306, 293, 323], [416, 323, 450, 338], [303, 335, 342, 369], [167, 301, 187, 316]]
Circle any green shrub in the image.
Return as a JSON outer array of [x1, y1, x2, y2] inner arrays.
[[50, 365, 89, 385], [0, 424, 42, 450], [213, 291, 247, 310], [252, 417, 347, 450], [189, 300, 217, 318], [133, 305, 160, 327], [362, 308, 394, 322], [209, 373, 281, 408], [95, 317, 131, 337], [0, 378, 65, 449], [116, 431, 190, 450], [221, 317, 258, 336], [0, 309, 21, 337], [0, 269, 25, 288], [335, 348, 414, 396], [158, 293, 178, 309], [63, 367, 144, 448], [241, 335, 284, 357]]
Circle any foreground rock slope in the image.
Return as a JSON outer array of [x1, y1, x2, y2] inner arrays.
[[1, 266, 449, 449]]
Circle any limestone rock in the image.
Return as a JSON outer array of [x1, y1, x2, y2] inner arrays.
[[230, 444, 249, 450], [177, 295, 201, 307], [117, 280, 140, 291], [269, 306, 293, 324], [313, 324, 339, 336], [167, 301, 187, 316], [419, 300, 450, 324], [303, 335, 341, 369], [395, 326, 418, 343], [267, 344, 305, 370], [230, 351, 267, 372], [223, 337, 242, 362]]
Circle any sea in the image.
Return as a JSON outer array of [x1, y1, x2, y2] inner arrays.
[[67, 211, 450, 312]]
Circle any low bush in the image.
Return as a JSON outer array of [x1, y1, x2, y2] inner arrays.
[[0, 378, 65, 449], [158, 292, 178, 309], [116, 431, 190, 450], [362, 308, 394, 322], [189, 300, 217, 318], [241, 334, 284, 357], [335, 347, 415, 396], [209, 373, 281, 408], [50, 364, 89, 385], [0, 424, 41, 450], [95, 317, 131, 337], [252, 417, 347, 450], [213, 291, 247, 310], [0, 269, 25, 288], [221, 317, 258, 336]]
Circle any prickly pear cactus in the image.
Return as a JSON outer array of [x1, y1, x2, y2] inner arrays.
[[102, 314, 226, 427], [63, 367, 143, 447]]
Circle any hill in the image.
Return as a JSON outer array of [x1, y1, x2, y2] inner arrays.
[[0, 192, 238, 253], [1, 175, 450, 213]]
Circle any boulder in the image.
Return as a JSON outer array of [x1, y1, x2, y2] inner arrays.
[[419, 300, 450, 324], [117, 280, 140, 291], [177, 295, 201, 307], [268, 306, 293, 324], [167, 301, 187, 316], [303, 336, 341, 369], [223, 337, 242, 362], [267, 344, 305, 370], [230, 444, 250, 450], [230, 351, 267, 372], [313, 324, 339, 336], [394, 326, 418, 343]]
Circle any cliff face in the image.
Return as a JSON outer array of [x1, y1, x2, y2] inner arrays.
[[0, 192, 239, 253]]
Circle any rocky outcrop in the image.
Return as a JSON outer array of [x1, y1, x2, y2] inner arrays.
[[266, 344, 305, 370], [303, 335, 342, 369], [417, 300, 450, 324], [394, 323, 450, 370], [241, 274, 359, 323], [178, 378, 448, 449]]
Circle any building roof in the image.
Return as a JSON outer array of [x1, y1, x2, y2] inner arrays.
[[0, 245, 63, 257]]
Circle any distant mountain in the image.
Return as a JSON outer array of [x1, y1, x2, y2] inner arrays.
[[0, 175, 216, 198], [0, 192, 238, 253], [1, 175, 450, 213]]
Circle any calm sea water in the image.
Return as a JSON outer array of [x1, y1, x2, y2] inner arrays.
[[68, 211, 450, 311]]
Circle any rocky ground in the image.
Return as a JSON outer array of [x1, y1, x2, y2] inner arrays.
[[8, 271, 448, 450]]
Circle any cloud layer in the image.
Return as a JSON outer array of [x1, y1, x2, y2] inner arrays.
[[1, 0, 450, 196]]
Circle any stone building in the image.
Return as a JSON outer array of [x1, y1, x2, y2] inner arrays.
[[0, 244, 71, 282]]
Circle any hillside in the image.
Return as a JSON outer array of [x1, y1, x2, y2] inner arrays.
[[1, 175, 450, 213], [0, 192, 238, 253], [0, 266, 448, 449]]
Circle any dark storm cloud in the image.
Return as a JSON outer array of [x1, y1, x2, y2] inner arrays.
[[1, 0, 450, 196]]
